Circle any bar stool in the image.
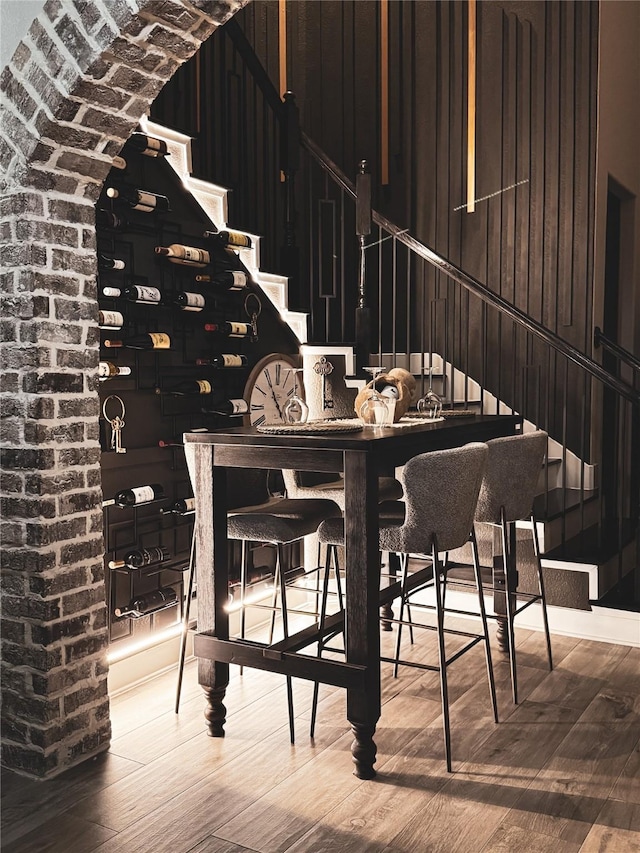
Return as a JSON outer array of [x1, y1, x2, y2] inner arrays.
[[474, 430, 553, 704], [315, 443, 498, 772], [227, 496, 342, 743]]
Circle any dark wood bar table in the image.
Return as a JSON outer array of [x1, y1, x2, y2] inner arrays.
[[184, 413, 521, 779]]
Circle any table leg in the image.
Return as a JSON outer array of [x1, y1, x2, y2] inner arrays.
[[344, 450, 380, 779], [190, 445, 230, 736], [203, 686, 227, 737]]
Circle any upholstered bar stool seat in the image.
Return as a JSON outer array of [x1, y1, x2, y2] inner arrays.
[[227, 498, 340, 542]]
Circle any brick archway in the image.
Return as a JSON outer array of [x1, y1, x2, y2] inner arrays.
[[0, 0, 249, 779]]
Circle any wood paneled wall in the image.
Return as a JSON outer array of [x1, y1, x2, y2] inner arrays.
[[152, 0, 598, 355]]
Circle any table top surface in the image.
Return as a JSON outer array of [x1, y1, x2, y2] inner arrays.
[[183, 413, 522, 454]]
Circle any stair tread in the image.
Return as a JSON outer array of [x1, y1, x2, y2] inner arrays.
[[533, 487, 598, 521], [591, 571, 640, 612], [544, 519, 636, 564]]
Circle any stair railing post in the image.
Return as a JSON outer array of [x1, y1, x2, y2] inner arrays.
[[280, 91, 301, 309], [355, 159, 372, 376]]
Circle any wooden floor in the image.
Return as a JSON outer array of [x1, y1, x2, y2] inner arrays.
[[2, 621, 639, 853]]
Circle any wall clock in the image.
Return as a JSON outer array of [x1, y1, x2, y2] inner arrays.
[[243, 352, 302, 426]]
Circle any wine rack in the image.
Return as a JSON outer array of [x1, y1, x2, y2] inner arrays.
[[97, 132, 300, 647]]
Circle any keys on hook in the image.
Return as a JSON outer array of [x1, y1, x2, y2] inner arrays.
[[313, 356, 334, 411], [244, 293, 261, 342], [110, 415, 126, 453], [103, 395, 127, 453]]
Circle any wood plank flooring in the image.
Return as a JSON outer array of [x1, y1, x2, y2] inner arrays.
[[2, 623, 639, 853]]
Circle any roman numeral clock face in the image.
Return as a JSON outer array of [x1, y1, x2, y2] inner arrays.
[[244, 353, 300, 426]]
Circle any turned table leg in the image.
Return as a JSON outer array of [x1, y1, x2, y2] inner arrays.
[[351, 722, 377, 779], [203, 686, 227, 737]]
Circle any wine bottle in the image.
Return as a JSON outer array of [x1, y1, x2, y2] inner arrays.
[[114, 483, 165, 507], [98, 254, 126, 271], [106, 185, 170, 214], [155, 244, 210, 267], [202, 398, 249, 416], [125, 132, 169, 158], [96, 209, 128, 231], [163, 497, 196, 515], [98, 310, 125, 329], [195, 354, 248, 368], [158, 428, 210, 448], [204, 321, 252, 338], [203, 229, 252, 249], [102, 286, 121, 298], [158, 379, 213, 396], [194, 270, 248, 291], [114, 586, 177, 618], [173, 291, 215, 312], [104, 332, 170, 350], [99, 361, 132, 379], [122, 284, 162, 304], [108, 545, 170, 570]]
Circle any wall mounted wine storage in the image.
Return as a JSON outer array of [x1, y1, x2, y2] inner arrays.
[[97, 132, 300, 649]]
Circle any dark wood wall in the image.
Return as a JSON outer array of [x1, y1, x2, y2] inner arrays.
[[152, 0, 598, 355], [282, 0, 597, 348]]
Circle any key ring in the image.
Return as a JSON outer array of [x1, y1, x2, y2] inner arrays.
[[244, 293, 262, 340], [244, 293, 262, 320], [102, 395, 126, 424]]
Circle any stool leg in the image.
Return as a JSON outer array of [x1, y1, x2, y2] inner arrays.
[[471, 528, 498, 723], [393, 553, 410, 678], [276, 544, 296, 745], [239, 540, 248, 677], [175, 530, 196, 713], [310, 543, 335, 738], [500, 510, 519, 704], [531, 514, 553, 671], [432, 539, 452, 772], [268, 548, 280, 645]]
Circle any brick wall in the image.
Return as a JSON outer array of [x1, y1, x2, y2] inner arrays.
[[0, 0, 249, 779]]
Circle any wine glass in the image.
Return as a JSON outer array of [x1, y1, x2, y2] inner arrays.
[[358, 366, 392, 426], [416, 368, 443, 420], [283, 368, 309, 424]]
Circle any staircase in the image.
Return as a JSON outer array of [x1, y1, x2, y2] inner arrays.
[[143, 23, 640, 644]]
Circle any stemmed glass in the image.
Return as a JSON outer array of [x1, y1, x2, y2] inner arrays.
[[283, 368, 309, 424], [416, 367, 443, 420], [358, 366, 392, 426]]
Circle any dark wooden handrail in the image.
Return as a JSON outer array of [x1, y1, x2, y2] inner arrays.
[[223, 18, 285, 117], [301, 133, 640, 407]]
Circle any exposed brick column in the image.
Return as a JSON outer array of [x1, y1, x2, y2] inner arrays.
[[0, 0, 249, 779]]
